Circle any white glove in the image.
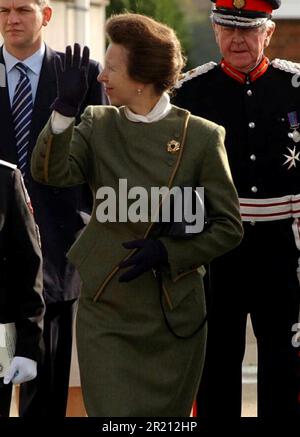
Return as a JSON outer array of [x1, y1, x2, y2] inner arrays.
[[3, 356, 37, 385]]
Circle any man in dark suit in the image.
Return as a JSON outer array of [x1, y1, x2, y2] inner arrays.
[[0, 160, 44, 417], [0, 0, 107, 416]]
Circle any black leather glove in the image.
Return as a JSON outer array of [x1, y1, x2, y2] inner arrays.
[[119, 239, 168, 283], [52, 43, 89, 117]]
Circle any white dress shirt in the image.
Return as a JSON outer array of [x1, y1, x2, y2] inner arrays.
[[3, 43, 45, 106]]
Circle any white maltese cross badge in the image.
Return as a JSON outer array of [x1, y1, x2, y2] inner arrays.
[[283, 146, 300, 170]]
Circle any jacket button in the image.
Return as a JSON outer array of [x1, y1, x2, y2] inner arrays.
[[249, 122, 255, 128], [250, 154, 256, 161], [251, 186, 258, 193], [247, 90, 253, 96]]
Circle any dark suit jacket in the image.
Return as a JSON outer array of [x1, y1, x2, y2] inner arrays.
[[0, 45, 107, 303], [0, 162, 44, 361]]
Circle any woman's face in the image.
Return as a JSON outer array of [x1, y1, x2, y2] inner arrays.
[[98, 43, 143, 106]]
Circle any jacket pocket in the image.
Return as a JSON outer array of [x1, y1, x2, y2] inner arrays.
[[160, 268, 207, 337], [161, 267, 205, 309]]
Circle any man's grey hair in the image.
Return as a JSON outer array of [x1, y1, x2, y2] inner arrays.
[[36, 0, 50, 7], [260, 19, 276, 32]]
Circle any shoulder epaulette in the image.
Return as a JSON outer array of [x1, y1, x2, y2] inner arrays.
[[175, 62, 218, 89], [0, 159, 17, 170], [271, 59, 300, 75]]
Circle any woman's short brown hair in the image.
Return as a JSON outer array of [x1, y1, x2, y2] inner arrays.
[[106, 13, 186, 94]]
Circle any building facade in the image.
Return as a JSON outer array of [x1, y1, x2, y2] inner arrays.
[[267, 0, 300, 63], [0, 0, 109, 64], [44, 0, 109, 63]]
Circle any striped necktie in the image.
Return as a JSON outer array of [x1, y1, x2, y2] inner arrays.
[[12, 63, 33, 175]]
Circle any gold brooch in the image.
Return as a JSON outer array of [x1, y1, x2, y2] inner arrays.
[[233, 0, 246, 9], [167, 139, 181, 154]]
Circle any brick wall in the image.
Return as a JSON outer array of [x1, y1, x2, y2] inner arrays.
[[266, 20, 300, 62]]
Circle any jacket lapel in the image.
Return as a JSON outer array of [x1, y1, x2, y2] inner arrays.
[[28, 45, 57, 157], [0, 47, 18, 163], [0, 45, 58, 165]]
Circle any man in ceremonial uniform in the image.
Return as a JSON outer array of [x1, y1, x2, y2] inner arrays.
[[174, 0, 300, 417], [0, 0, 107, 416], [0, 160, 44, 417]]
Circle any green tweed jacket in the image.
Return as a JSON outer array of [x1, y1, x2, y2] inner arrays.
[[31, 105, 243, 317]]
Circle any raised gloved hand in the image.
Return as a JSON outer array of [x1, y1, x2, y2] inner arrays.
[[119, 239, 168, 282], [52, 43, 90, 117], [3, 356, 37, 385]]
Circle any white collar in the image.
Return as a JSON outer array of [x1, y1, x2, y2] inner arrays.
[[3, 43, 45, 76], [124, 92, 172, 123]]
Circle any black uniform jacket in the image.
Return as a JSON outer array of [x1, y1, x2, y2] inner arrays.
[[0, 161, 44, 361], [174, 58, 300, 223], [0, 45, 107, 303]]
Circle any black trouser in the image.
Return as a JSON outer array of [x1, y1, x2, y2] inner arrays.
[[197, 219, 300, 418], [0, 379, 12, 417], [19, 299, 77, 417]]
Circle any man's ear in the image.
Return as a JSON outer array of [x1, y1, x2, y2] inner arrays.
[[42, 6, 52, 27]]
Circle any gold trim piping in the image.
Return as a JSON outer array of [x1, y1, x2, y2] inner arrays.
[[222, 65, 244, 83], [44, 135, 53, 183], [162, 282, 173, 311], [173, 268, 198, 283], [251, 62, 268, 81]]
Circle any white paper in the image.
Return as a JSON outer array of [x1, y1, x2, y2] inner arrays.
[[0, 323, 17, 377]]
